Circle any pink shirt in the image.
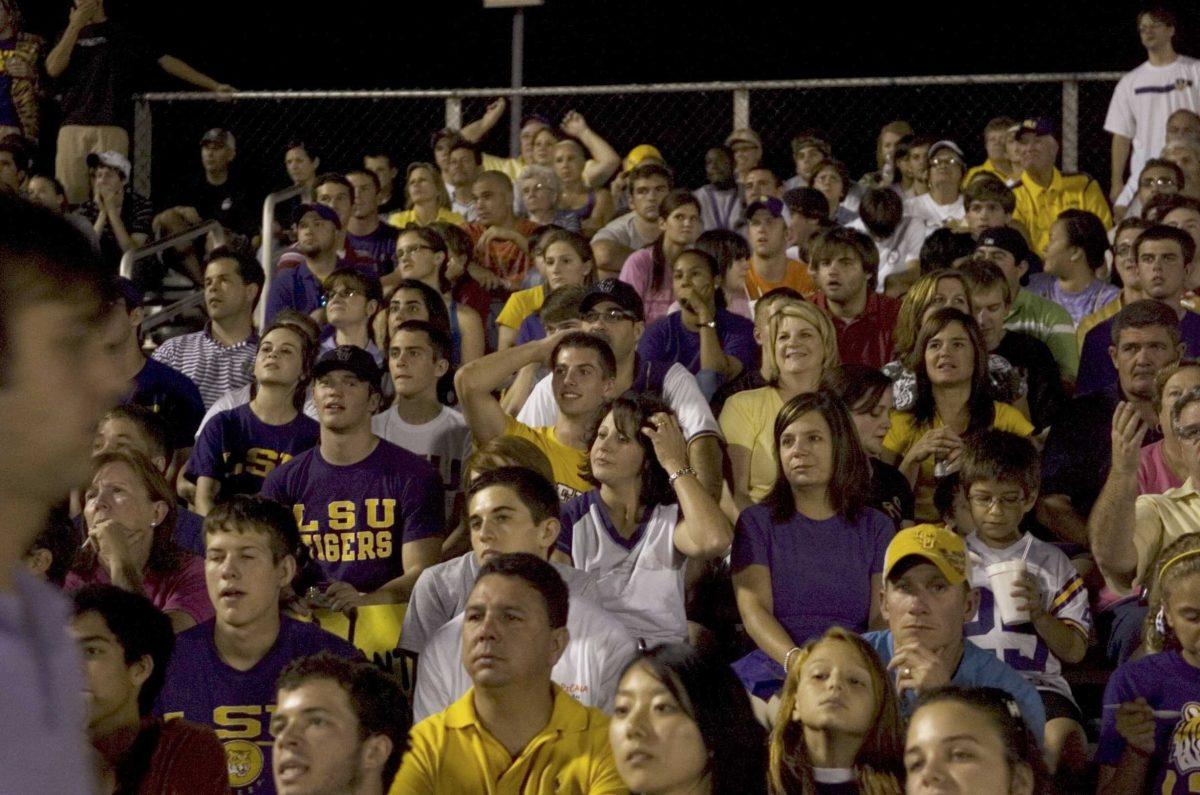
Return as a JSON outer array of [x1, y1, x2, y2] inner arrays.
[[1138, 439, 1184, 495], [66, 555, 214, 625], [618, 245, 675, 325]]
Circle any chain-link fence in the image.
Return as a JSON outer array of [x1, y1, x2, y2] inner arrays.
[[133, 73, 1125, 203]]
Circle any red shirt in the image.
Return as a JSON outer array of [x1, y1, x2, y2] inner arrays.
[[96, 717, 230, 795], [466, 219, 540, 289], [812, 291, 901, 369]]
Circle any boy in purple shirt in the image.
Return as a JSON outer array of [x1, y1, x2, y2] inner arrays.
[[637, 248, 757, 401], [155, 496, 360, 795], [262, 345, 443, 610]]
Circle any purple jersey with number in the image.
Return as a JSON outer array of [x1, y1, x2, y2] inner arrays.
[[154, 617, 360, 795], [261, 439, 444, 592], [731, 502, 892, 644], [189, 404, 320, 498], [1098, 650, 1200, 793]]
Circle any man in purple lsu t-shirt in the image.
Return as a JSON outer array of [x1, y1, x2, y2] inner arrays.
[[155, 496, 361, 795], [262, 345, 444, 610]]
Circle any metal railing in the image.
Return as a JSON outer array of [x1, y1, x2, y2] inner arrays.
[[133, 71, 1128, 199], [119, 219, 221, 281], [259, 184, 304, 328]]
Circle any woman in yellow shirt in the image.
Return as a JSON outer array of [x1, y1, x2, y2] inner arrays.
[[496, 229, 594, 350], [720, 299, 840, 512], [386, 162, 465, 229], [882, 308, 1032, 520]]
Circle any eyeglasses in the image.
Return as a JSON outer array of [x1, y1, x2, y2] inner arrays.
[[325, 287, 361, 301], [582, 308, 637, 324], [397, 244, 434, 259], [929, 157, 964, 169], [967, 493, 1025, 510], [1139, 176, 1178, 189], [1114, 243, 1134, 256]]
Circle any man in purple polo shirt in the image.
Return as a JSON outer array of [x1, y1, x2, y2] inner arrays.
[[262, 345, 444, 609], [809, 226, 901, 369], [0, 193, 131, 793]]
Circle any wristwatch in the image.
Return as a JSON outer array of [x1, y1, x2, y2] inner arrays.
[[700, 319, 717, 329]]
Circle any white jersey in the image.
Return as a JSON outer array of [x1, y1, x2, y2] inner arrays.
[[1105, 56, 1200, 194], [849, 216, 928, 293], [195, 383, 317, 439], [372, 406, 472, 520], [904, 193, 965, 229], [517, 361, 721, 442], [413, 590, 637, 720], [560, 491, 688, 645], [400, 552, 599, 654], [964, 533, 1092, 702]]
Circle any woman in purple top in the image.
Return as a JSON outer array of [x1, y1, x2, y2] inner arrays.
[[191, 320, 320, 515], [618, 189, 702, 324], [732, 389, 892, 701], [637, 247, 758, 401], [69, 450, 213, 632]]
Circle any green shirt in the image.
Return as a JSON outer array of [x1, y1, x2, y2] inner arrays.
[[1006, 289, 1079, 380]]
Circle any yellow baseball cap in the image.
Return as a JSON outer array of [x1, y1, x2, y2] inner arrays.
[[623, 144, 664, 172], [883, 524, 970, 585]]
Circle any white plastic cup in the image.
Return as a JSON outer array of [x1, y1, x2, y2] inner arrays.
[[987, 560, 1030, 624]]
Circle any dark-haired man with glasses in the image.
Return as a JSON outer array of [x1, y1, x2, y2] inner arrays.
[[517, 279, 725, 496], [265, 203, 344, 326]]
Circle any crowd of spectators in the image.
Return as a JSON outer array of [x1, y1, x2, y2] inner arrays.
[[7, 4, 1200, 794]]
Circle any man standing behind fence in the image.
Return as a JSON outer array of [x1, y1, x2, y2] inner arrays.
[[1105, 8, 1200, 210], [45, 0, 234, 204]]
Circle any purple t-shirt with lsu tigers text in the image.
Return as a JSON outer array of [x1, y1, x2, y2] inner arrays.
[[261, 439, 444, 592], [189, 403, 320, 498], [154, 617, 360, 795]]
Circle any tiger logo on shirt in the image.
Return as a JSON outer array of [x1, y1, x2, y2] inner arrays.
[[1168, 702, 1200, 775], [224, 739, 265, 788]]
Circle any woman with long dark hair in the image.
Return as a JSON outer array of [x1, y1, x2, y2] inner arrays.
[[560, 393, 732, 646], [619, 189, 704, 324], [881, 308, 1032, 521], [610, 643, 768, 795], [732, 390, 893, 706]]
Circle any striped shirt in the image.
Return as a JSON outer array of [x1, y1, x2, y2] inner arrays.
[[152, 324, 258, 409]]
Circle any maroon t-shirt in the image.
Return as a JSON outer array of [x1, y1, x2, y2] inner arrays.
[[99, 717, 230, 795], [812, 291, 901, 369]]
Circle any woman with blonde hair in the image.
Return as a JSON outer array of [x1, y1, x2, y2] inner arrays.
[[769, 626, 903, 794], [720, 299, 839, 510], [386, 161, 465, 228]]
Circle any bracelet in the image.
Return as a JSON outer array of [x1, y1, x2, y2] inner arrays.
[[668, 465, 697, 485], [784, 646, 802, 672]]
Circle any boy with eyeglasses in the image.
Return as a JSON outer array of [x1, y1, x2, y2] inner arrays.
[[959, 429, 1091, 775]]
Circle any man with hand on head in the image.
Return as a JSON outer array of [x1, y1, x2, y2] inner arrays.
[[863, 524, 1046, 743], [263, 346, 444, 610], [390, 553, 625, 794], [406, 467, 635, 720], [517, 279, 726, 497], [272, 653, 411, 795], [155, 496, 360, 795]]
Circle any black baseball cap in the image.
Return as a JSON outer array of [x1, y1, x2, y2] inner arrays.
[[311, 345, 381, 384], [580, 278, 645, 322]]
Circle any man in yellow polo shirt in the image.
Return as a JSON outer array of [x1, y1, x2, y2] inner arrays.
[[389, 553, 625, 794], [1011, 118, 1113, 255]]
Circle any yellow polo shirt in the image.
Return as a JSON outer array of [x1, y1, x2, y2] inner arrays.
[[1130, 478, 1200, 593], [389, 685, 626, 795], [386, 206, 466, 229], [502, 415, 591, 502], [963, 159, 1020, 187], [1011, 168, 1113, 255]]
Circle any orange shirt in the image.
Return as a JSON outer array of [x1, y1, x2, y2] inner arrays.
[[745, 258, 815, 300]]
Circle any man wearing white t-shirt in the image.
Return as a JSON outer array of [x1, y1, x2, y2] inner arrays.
[[1106, 8, 1200, 208], [371, 320, 471, 530], [904, 140, 966, 230], [516, 279, 725, 497], [405, 468, 636, 719]]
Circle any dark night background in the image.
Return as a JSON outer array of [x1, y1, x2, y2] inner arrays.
[[15, 0, 1200, 197]]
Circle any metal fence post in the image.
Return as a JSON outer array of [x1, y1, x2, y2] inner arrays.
[[1062, 79, 1079, 173], [733, 88, 750, 131], [445, 97, 462, 130], [133, 97, 152, 197]]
